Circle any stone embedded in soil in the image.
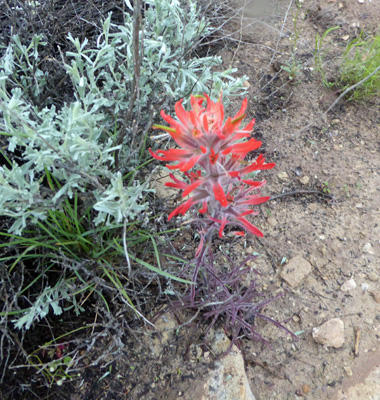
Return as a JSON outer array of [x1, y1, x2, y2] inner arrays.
[[312, 318, 345, 348], [341, 278, 357, 292], [300, 176, 310, 185], [371, 291, 380, 304], [277, 171, 289, 181], [150, 170, 184, 199], [334, 365, 380, 400], [246, 246, 254, 254], [344, 366, 353, 376], [362, 242, 374, 254], [210, 329, 232, 355], [280, 256, 312, 287], [367, 271, 378, 282], [184, 345, 256, 400]]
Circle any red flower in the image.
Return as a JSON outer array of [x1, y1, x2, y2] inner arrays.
[[150, 94, 274, 241]]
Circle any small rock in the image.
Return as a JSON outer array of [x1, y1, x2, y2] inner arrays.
[[344, 366, 353, 377], [362, 283, 370, 292], [331, 119, 340, 125], [300, 176, 310, 185], [281, 256, 312, 288], [277, 172, 289, 181], [357, 0, 364, 3], [367, 272, 378, 282], [246, 246, 254, 254], [312, 318, 345, 348], [308, 203, 318, 213], [243, 80, 251, 88], [302, 384, 310, 394], [371, 291, 380, 304], [341, 278, 357, 292], [341, 34, 350, 41], [363, 243, 374, 254]]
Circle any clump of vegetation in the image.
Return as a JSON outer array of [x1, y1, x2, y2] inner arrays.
[[315, 28, 380, 101], [339, 33, 380, 101], [0, 0, 249, 396]]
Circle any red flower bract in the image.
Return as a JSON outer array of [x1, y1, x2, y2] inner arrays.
[[150, 94, 274, 241]]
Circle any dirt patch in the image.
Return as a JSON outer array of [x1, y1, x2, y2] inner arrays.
[[222, 1, 380, 399]]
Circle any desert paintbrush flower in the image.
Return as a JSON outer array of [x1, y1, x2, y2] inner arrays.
[[150, 94, 274, 247]]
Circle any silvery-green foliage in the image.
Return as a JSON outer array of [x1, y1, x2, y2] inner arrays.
[[0, 81, 128, 233], [13, 280, 84, 330], [93, 173, 150, 225], [65, 0, 247, 128], [0, 35, 48, 98], [0, 162, 47, 234], [0, 0, 247, 235]]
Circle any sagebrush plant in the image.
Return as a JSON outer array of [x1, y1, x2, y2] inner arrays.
[[0, 0, 248, 391], [150, 95, 294, 347]]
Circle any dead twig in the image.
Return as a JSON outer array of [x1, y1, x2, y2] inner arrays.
[[354, 326, 361, 357]]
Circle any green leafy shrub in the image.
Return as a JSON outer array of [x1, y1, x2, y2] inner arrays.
[[0, 0, 247, 392]]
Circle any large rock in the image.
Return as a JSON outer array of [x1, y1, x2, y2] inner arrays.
[[183, 331, 255, 400], [183, 345, 255, 400], [312, 318, 345, 348], [281, 256, 312, 287], [335, 367, 380, 400]]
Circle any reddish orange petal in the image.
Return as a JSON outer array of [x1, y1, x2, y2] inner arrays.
[[240, 196, 271, 206], [237, 217, 264, 237], [199, 200, 208, 214], [232, 98, 247, 121], [223, 139, 262, 155], [182, 179, 203, 197], [213, 182, 228, 207]]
